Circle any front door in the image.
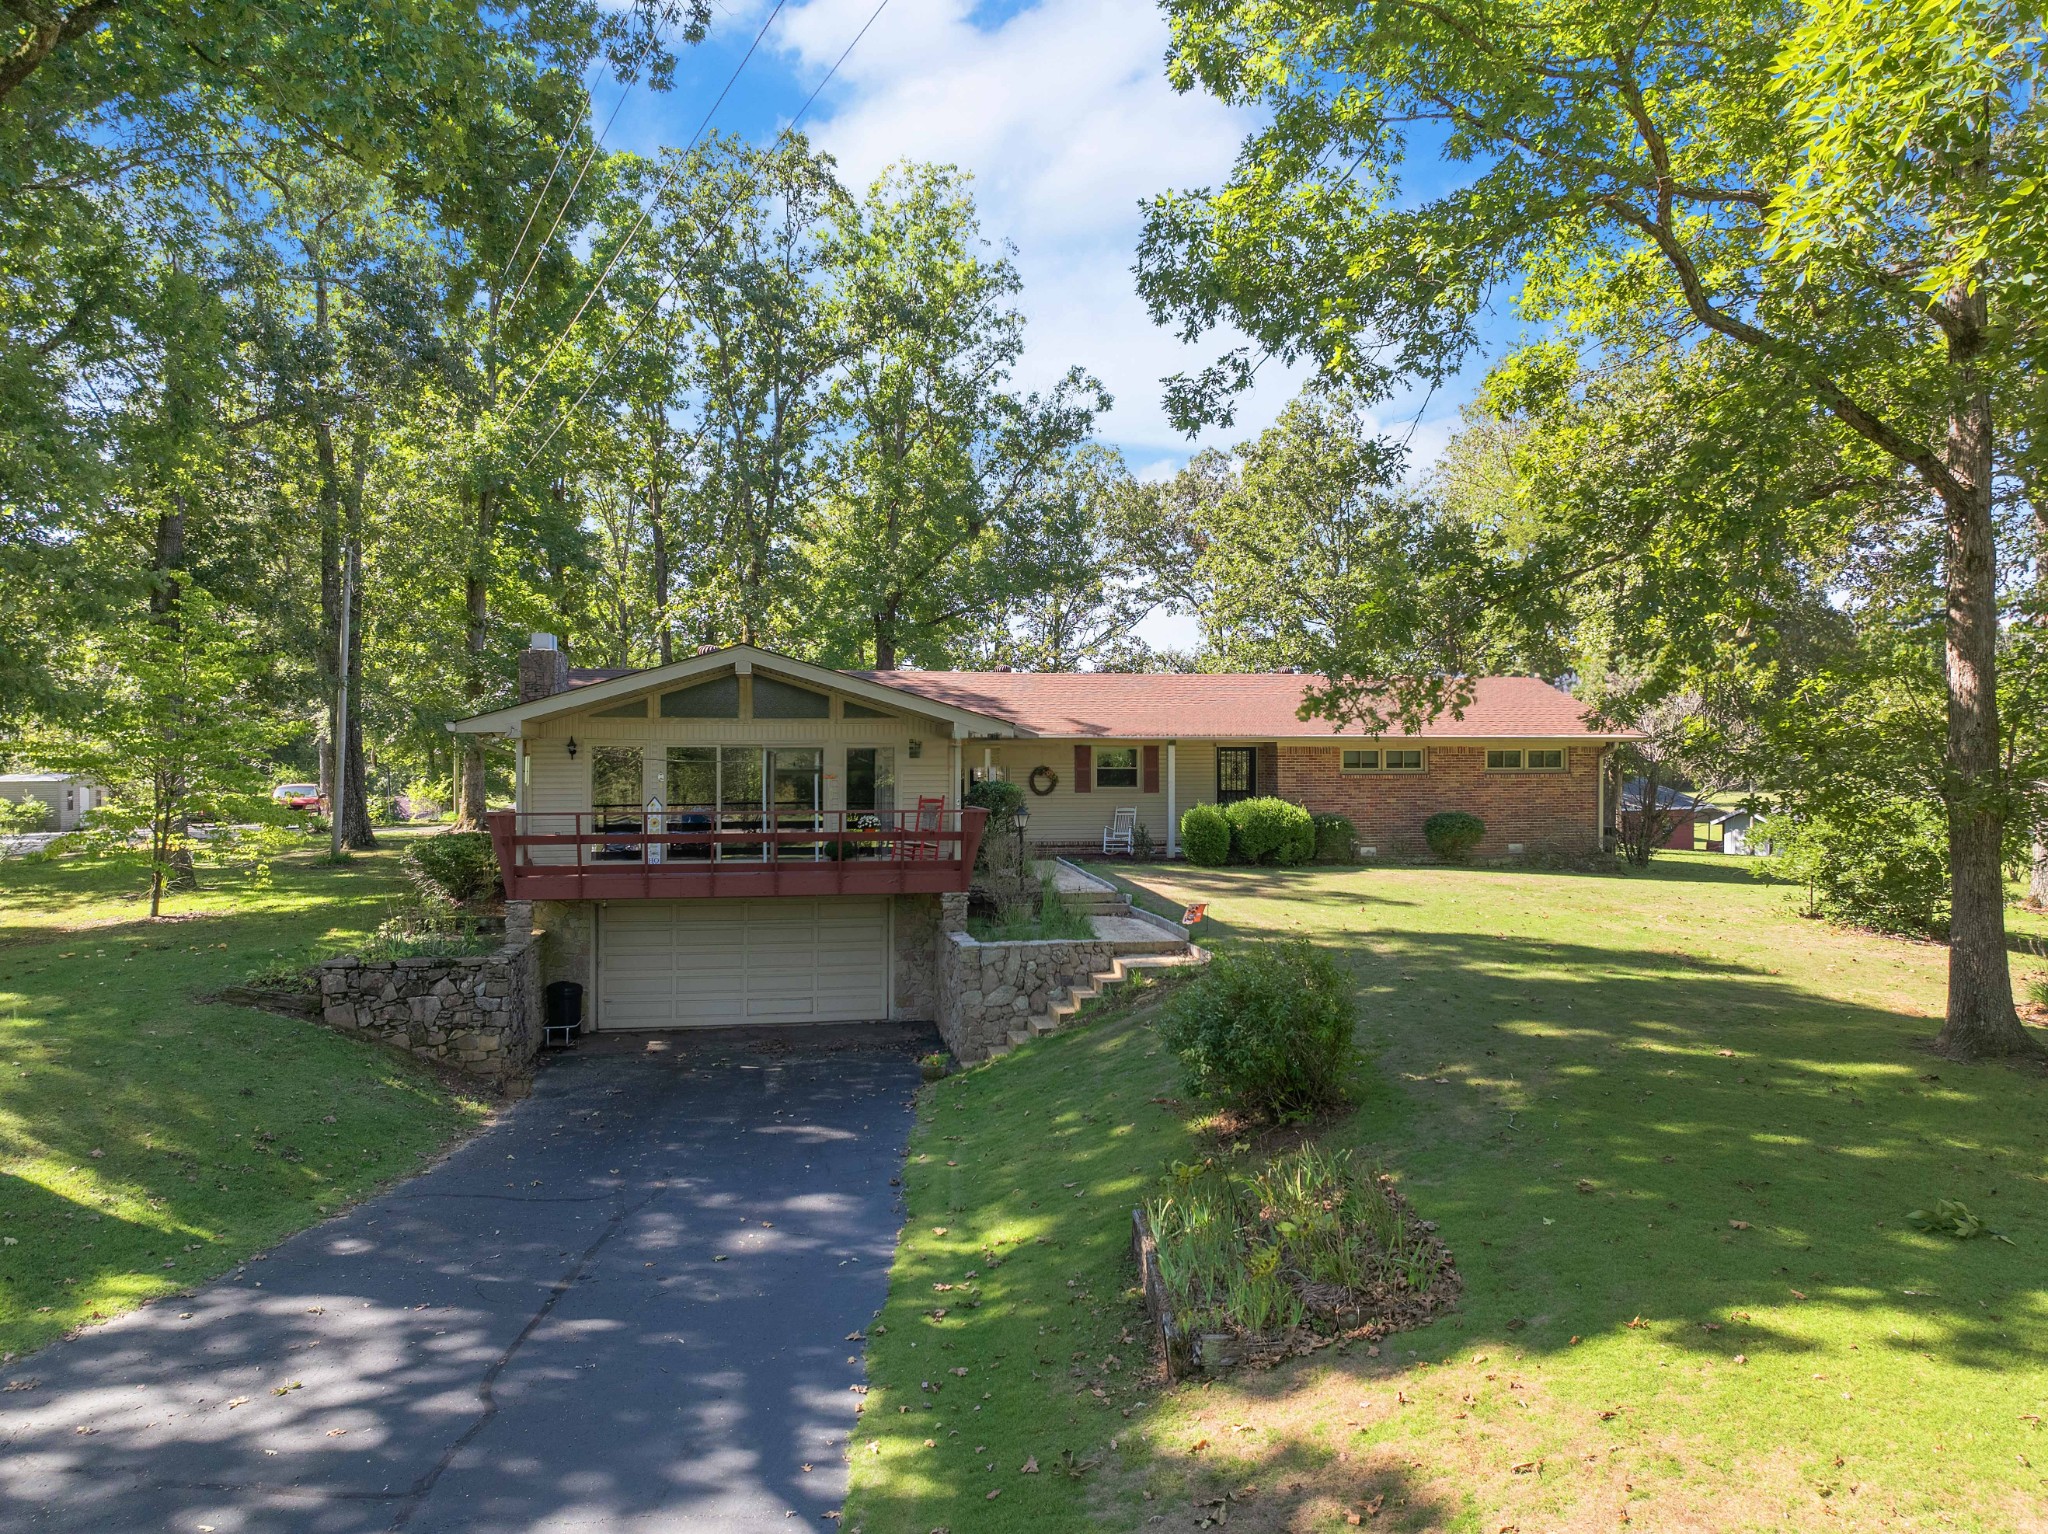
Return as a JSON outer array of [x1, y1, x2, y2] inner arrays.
[[1217, 746, 1257, 805]]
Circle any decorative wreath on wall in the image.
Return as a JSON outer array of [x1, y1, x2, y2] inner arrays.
[[1027, 764, 1060, 796]]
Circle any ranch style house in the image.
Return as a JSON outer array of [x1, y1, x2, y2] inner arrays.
[[448, 639, 1634, 1035]]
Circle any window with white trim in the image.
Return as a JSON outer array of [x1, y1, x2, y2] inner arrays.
[[1340, 747, 1423, 771], [1094, 746, 1139, 789], [1487, 747, 1566, 771]]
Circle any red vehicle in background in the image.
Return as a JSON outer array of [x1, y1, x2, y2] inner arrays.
[[270, 782, 326, 813]]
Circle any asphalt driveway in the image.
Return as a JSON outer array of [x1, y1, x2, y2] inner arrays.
[[0, 1025, 930, 1533]]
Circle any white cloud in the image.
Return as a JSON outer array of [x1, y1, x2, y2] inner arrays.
[[768, 0, 1308, 459]]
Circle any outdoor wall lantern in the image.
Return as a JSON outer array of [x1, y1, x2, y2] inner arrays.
[[1013, 805, 1030, 833], [566, 737, 579, 760]]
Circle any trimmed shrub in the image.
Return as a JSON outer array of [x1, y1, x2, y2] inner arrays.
[[1311, 812, 1357, 863], [965, 776, 1026, 819], [403, 830, 502, 906], [1224, 796, 1315, 865], [1158, 939, 1357, 1121], [1423, 810, 1486, 861], [1180, 803, 1232, 866]]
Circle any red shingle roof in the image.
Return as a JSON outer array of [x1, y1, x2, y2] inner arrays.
[[846, 670, 1620, 740]]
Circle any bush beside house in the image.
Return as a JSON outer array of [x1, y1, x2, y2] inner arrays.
[[1158, 938, 1357, 1121], [1180, 803, 1232, 866], [1423, 811, 1486, 862], [1223, 796, 1315, 865], [1311, 812, 1357, 863], [404, 830, 502, 906]]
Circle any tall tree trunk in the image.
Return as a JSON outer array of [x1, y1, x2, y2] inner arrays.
[[455, 484, 494, 830], [339, 533, 375, 849], [455, 286, 503, 831], [148, 499, 198, 892], [1932, 283, 2030, 1057], [651, 476, 671, 666], [873, 598, 898, 671], [2032, 495, 2048, 910]]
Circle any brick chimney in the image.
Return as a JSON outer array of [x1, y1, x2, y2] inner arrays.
[[518, 633, 569, 702]]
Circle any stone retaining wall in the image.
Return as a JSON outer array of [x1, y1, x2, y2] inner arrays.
[[936, 931, 1121, 1062], [318, 937, 540, 1084]]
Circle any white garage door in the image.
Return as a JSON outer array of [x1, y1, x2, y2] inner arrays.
[[598, 898, 890, 1029]]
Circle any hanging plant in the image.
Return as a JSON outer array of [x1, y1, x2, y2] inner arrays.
[[1028, 765, 1060, 796]]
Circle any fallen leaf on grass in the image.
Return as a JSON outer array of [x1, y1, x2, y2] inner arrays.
[[1512, 1459, 1542, 1474], [1624, 1316, 1648, 1330], [1728, 1221, 1751, 1230], [1021, 1456, 1038, 1473]]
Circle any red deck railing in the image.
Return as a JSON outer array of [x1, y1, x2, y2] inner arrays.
[[485, 807, 988, 901]]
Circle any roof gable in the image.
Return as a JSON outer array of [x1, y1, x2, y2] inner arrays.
[[447, 646, 1019, 736]]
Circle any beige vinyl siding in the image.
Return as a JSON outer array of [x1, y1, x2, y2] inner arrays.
[[518, 675, 956, 823], [988, 740, 1223, 848]]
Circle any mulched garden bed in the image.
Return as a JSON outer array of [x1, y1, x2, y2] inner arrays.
[[1132, 1148, 1461, 1378]]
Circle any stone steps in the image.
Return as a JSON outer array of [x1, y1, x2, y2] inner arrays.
[[985, 950, 1207, 1058]]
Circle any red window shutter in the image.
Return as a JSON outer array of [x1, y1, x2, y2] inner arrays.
[[1074, 743, 1092, 793], [1142, 744, 1160, 794]]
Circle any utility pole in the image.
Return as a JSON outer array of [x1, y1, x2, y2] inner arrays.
[[330, 537, 357, 860]]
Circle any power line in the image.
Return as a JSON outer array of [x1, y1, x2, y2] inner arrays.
[[503, 72, 644, 314], [501, 3, 694, 311], [504, 0, 792, 417], [518, 0, 895, 469]]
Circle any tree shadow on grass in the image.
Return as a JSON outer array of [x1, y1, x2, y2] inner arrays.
[[1322, 924, 2045, 1379]]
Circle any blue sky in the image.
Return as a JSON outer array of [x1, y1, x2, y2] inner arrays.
[[601, 0, 1502, 643]]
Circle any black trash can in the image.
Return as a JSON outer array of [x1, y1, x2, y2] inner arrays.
[[543, 981, 584, 1048]]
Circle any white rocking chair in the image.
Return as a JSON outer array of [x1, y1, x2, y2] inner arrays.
[[1102, 806, 1137, 856]]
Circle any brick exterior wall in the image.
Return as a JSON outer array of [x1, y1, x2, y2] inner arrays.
[[1275, 744, 1604, 857]]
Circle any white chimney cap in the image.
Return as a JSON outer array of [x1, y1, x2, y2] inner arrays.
[[529, 633, 558, 651]]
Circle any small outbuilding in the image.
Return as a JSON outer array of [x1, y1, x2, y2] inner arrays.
[[0, 773, 106, 832]]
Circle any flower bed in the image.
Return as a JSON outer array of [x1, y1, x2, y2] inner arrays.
[[1133, 1143, 1460, 1376]]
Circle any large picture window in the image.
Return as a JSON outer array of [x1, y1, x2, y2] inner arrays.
[[1095, 746, 1139, 789], [591, 746, 643, 817], [846, 747, 896, 813], [660, 745, 823, 862]]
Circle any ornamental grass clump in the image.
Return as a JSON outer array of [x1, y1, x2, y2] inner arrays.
[[1157, 938, 1356, 1122], [1145, 1144, 1454, 1340]]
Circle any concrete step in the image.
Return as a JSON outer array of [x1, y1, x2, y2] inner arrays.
[[1063, 892, 1132, 916], [1088, 914, 1193, 956]]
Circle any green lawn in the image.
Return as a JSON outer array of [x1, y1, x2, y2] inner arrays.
[[0, 831, 489, 1359], [844, 854, 2048, 1534]]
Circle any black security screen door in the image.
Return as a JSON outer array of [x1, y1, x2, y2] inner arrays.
[[1217, 747, 1257, 804]]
